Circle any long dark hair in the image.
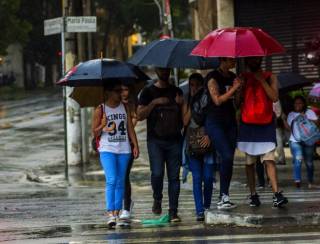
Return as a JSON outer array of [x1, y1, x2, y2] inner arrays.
[[187, 73, 204, 107], [293, 95, 308, 113]]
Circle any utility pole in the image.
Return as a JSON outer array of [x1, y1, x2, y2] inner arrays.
[[79, 0, 93, 164], [62, 0, 82, 167], [162, 0, 174, 38], [162, 0, 178, 84]]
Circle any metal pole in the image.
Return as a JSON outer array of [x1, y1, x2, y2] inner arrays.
[[153, 0, 163, 27], [61, 17, 68, 180], [162, 0, 178, 84]]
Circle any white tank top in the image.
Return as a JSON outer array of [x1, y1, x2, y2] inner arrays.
[[98, 103, 131, 154]]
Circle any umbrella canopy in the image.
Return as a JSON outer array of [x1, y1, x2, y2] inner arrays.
[[278, 72, 312, 92], [70, 80, 148, 107], [57, 59, 150, 87], [191, 27, 285, 58], [309, 83, 320, 99], [70, 87, 104, 108], [128, 38, 219, 69]]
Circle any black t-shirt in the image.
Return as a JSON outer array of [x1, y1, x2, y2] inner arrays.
[[205, 70, 237, 122], [138, 84, 183, 140]]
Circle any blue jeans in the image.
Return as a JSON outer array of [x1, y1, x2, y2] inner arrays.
[[100, 152, 131, 211], [147, 138, 181, 213], [289, 141, 314, 183], [205, 119, 237, 196], [189, 153, 216, 215]]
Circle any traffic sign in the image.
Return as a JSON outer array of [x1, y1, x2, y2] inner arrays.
[[44, 17, 63, 36], [66, 16, 97, 33]]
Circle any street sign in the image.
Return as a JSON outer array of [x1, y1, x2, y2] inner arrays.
[[44, 17, 63, 36], [66, 16, 97, 33]]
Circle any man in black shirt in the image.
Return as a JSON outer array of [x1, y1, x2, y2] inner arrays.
[[137, 68, 183, 222]]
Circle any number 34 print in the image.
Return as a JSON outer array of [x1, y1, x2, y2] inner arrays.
[[103, 120, 126, 136]]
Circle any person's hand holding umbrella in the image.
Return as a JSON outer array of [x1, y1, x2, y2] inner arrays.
[[232, 77, 243, 91]]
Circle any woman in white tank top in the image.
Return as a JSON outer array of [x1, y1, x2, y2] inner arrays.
[[92, 82, 139, 228]]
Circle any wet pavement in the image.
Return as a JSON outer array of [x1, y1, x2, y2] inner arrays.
[[1, 90, 320, 243]]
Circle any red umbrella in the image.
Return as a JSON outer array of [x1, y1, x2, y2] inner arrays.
[[191, 27, 285, 57]]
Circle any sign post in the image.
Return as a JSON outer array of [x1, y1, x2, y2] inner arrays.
[[44, 16, 96, 178]]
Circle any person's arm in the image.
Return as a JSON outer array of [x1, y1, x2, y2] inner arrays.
[[182, 101, 191, 127], [256, 73, 279, 102], [285, 112, 294, 131], [92, 106, 106, 138], [131, 111, 138, 127], [207, 77, 241, 106], [137, 97, 169, 121], [126, 106, 139, 159]]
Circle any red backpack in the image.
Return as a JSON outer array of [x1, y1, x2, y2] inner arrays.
[[241, 72, 273, 125]]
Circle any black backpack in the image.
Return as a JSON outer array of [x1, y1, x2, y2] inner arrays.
[[191, 87, 211, 126], [153, 103, 182, 139]]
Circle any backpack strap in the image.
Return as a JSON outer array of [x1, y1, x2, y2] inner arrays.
[[100, 104, 104, 120]]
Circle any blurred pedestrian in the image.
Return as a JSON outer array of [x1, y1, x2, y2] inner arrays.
[[287, 95, 319, 188], [137, 68, 183, 222], [119, 84, 138, 222], [92, 82, 139, 228], [238, 57, 288, 208], [182, 73, 216, 221], [274, 100, 287, 165], [205, 58, 241, 209]]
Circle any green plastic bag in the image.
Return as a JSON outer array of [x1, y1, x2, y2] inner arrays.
[[141, 214, 170, 227]]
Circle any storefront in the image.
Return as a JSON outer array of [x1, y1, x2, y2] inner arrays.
[[234, 0, 320, 79]]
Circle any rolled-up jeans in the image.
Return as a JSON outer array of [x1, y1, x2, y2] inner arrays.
[[147, 138, 181, 213], [289, 141, 314, 183]]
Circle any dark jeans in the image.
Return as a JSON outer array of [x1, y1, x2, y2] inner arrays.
[[189, 153, 215, 215], [147, 138, 182, 213], [124, 156, 134, 211], [205, 119, 237, 196]]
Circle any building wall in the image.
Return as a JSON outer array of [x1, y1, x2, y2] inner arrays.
[[190, 0, 218, 39], [217, 0, 234, 28], [190, 0, 234, 39], [0, 44, 24, 87]]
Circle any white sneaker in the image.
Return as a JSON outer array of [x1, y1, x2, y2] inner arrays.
[[107, 215, 116, 228], [119, 210, 131, 220], [217, 194, 237, 210]]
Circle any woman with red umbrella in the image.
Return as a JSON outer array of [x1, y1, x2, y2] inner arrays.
[[204, 58, 242, 210]]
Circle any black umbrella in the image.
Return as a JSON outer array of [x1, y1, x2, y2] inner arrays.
[[57, 58, 150, 87], [278, 72, 312, 92], [128, 38, 219, 69]]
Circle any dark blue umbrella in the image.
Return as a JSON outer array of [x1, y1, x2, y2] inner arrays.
[[57, 59, 150, 87], [128, 39, 219, 69], [278, 72, 312, 92]]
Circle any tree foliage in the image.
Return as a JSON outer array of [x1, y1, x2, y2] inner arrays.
[[94, 0, 191, 58], [0, 0, 31, 55]]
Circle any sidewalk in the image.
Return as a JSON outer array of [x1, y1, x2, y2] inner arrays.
[[1, 92, 320, 242]]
